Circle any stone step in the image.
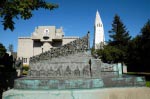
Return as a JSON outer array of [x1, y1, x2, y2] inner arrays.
[[14, 76, 145, 90]]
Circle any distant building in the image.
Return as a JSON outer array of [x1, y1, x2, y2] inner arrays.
[[93, 10, 105, 49], [17, 26, 79, 65], [7, 52, 17, 60]]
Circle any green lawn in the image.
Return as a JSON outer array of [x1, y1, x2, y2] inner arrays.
[[146, 81, 150, 87], [127, 72, 150, 75]]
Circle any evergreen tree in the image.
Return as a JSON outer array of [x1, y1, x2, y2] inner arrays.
[[125, 35, 142, 71], [141, 20, 150, 40], [108, 14, 131, 63], [109, 14, 131, 48], [140, 20, 150, 71], [126, 20, 150, 72]]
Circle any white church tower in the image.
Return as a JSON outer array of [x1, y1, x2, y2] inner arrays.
[[94, 10, 105, 49]]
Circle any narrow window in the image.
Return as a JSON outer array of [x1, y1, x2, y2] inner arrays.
[[23, 58, 27, 63], [42, 48, 43, 53], [26, 58, 27, 63]]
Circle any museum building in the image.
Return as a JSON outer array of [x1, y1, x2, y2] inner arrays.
[[17, 26, 78, 65]]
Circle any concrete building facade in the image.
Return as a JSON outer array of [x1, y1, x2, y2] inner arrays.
[[17, 26, 78, 65]]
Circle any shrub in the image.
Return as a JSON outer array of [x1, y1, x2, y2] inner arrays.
[[22, 65, 29, 75]]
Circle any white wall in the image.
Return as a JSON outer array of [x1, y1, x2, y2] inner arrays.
[[17, 38, 33, 64]]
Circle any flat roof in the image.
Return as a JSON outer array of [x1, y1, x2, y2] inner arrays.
[[63, 36, 79, 39], [18, 37, 31, 39]]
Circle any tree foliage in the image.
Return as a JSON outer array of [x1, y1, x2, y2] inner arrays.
[[0, 43, 6, 58], [8, 44, 13, 52], [125, 36, 142, 68], [141, 20, 150, 40], [0, 0, 58, 31], [108, 15, 131, 63], [92, 15, 150, 72], [97, 45, 124, 63], [109, 14, 131, 50], [0, 43, 16, 98], [126, 20, 150, 72], [140, 20, 150, 60], [141, 20, 150, 72]]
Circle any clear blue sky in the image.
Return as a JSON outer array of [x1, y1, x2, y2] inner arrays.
[[0, 0, 150, 51]]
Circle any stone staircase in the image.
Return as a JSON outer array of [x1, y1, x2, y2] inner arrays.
[[29, 33, 90, 63]]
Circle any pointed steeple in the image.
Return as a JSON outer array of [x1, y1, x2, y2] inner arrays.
[[95, 10, 102, 26], [93, 10, 105, 49]]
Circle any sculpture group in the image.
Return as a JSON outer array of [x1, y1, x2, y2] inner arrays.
[[13, 33, 145, 90]]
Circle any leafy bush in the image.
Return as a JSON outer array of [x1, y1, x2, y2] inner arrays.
[[22, 70, 28, 75], [22, 65, 29, 75]]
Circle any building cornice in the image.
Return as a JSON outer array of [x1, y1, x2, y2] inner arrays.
[[18, 37, 31, 39], [63, 36, 79, 39]]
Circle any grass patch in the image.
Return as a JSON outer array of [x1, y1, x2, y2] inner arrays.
[[146, 81, 150, 87], [126, 72, 136, 75], [126, 72, 150, 75]]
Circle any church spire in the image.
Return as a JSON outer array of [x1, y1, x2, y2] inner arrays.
[[94, 10, 105, 49], [95, 10, 102, 26]]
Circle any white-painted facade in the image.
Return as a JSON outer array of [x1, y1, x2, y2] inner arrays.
[[94, 10, 105, 49]]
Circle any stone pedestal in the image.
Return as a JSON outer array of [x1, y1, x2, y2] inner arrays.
[[13, 76, 145, 90], [3, 87, 150, 99], [3, 34, 147, 99]]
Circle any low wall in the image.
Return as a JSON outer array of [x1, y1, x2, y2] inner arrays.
[[3, 87, 150, 99]]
